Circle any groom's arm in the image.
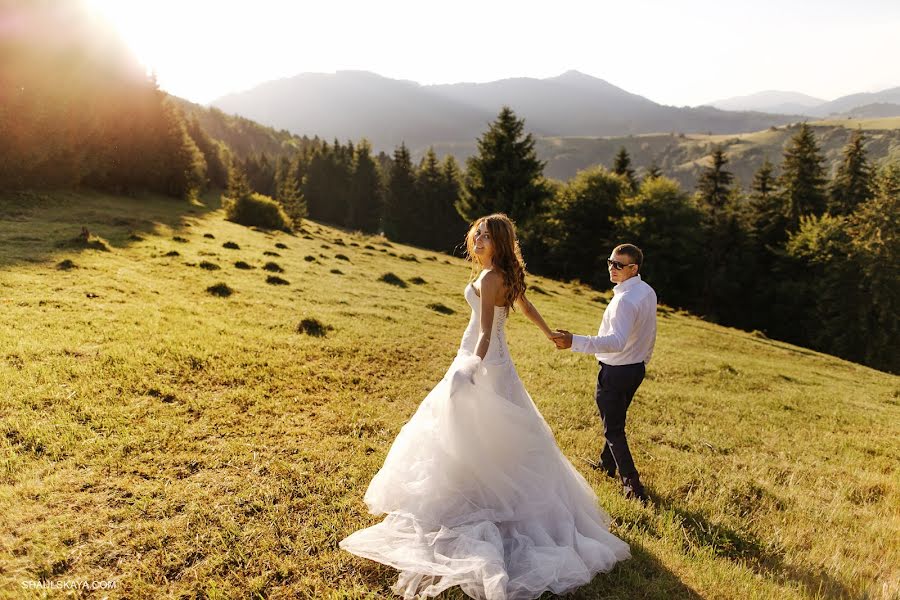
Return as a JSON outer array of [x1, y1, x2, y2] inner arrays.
[[569, 300, 637, 354]]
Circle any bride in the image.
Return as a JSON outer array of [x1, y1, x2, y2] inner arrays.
[[339, 214, 630, 599]]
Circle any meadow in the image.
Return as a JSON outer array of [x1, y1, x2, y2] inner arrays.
[[0, 191, 897, 599]]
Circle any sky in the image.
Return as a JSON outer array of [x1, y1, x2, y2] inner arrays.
[[85, 0, 900, 107]]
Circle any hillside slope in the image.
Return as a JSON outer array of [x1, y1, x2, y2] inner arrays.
[[430, 120, 900, 189], [0, 192, 897, 599]]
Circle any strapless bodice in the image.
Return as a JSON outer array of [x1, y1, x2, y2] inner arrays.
[[458, 283, 510, 365]]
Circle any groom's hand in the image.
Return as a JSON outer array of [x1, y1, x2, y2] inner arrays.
[[553, 329, 573, 350]]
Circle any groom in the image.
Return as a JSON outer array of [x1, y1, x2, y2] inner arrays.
[[552, 243, 657, 504]]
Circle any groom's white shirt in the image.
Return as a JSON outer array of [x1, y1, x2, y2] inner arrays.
[[570, 274, 657, 365]]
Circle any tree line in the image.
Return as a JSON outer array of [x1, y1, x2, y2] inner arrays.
[[227, 107, 895, 373]]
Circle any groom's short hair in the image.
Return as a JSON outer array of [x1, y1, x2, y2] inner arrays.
[[613, 243, 643, 271]]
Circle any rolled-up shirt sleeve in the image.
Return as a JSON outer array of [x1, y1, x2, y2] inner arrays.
[[570, 299, 637, 355]]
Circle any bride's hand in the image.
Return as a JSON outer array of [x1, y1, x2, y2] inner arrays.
[[450, 355, 482, 393], [457, 355, 482, 384]]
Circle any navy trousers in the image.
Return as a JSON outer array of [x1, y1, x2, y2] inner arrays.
[[595, 361, 646, 479]]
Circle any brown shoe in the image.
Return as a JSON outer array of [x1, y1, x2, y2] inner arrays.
[[622, 475, 649, 505]]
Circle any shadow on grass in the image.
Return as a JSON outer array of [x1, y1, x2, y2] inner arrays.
[[654, 494, 853, 599], [0, 189, 222, 268], [565, 542, 704, 600], [346, 540, 702, 600]]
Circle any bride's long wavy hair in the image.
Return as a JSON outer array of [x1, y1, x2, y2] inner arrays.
[[465, 213, 527, 308]]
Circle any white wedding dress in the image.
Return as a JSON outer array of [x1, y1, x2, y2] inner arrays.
[[339, 283, 630, 599]]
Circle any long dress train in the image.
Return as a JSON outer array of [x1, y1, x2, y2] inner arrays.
[[339, 283, 630, 599]]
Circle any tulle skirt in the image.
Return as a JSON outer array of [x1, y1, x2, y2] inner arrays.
[[339, 353, 630, 600]]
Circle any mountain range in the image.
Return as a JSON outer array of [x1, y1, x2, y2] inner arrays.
[[708, 88, 900, 117], [210, 70, 806, 152], [210, 70, 899, 154]]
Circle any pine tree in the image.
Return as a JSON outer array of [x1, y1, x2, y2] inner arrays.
[[613, 147, 638, 192], [302, 142, 330, 222], [645, 162, 662, 181], [779, 123, 827, 231], [186, 116, 228, 189], [696, 147, 734, 211], [440, 155, 468, 254], [383, 143, 418, 242], [277, 156, 306, 225], [848, 163, 899, 372], [348, 139, 382, 233], [457, 106, 550, 224], [695, 147, 743, 320], [225, 162, 253, 203], [749, 157, 787, 248], [829, 129, 872, 215]]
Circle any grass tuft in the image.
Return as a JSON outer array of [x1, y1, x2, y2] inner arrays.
[[298, 318, 333, 337], [378, 272, 407, 288], [427, 302, 454, 315], [206, 283, 234, 297], [58, 227, 110, 251]]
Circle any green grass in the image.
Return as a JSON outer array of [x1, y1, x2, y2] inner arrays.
[[0, 190, 898, 599]]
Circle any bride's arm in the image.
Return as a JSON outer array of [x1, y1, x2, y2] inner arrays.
[[474, 271, 501, 360], [514, 293, 556, 340]]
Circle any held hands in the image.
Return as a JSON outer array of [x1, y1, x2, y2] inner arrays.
[[549, 329, 573, 350]]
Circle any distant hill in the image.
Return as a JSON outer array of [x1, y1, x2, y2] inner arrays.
[[809, 87, 900, 117], [833, 103, 900, 119], [428, 121, 900, 190], [210, 70, 803, 152], [706, 90, 826, 115], [211, 71, 495, 152], [172, 97, 315, 160]]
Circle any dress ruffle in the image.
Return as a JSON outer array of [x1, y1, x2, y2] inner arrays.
[[340, 355, 630, 599]]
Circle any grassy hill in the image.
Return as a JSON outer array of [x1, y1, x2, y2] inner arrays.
[[1, 191, 897, 599]]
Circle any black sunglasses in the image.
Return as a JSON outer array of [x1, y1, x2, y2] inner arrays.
[[607, 258, 636, 270]]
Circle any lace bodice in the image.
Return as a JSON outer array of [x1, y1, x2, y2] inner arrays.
[[458, 283, 510, 365]]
